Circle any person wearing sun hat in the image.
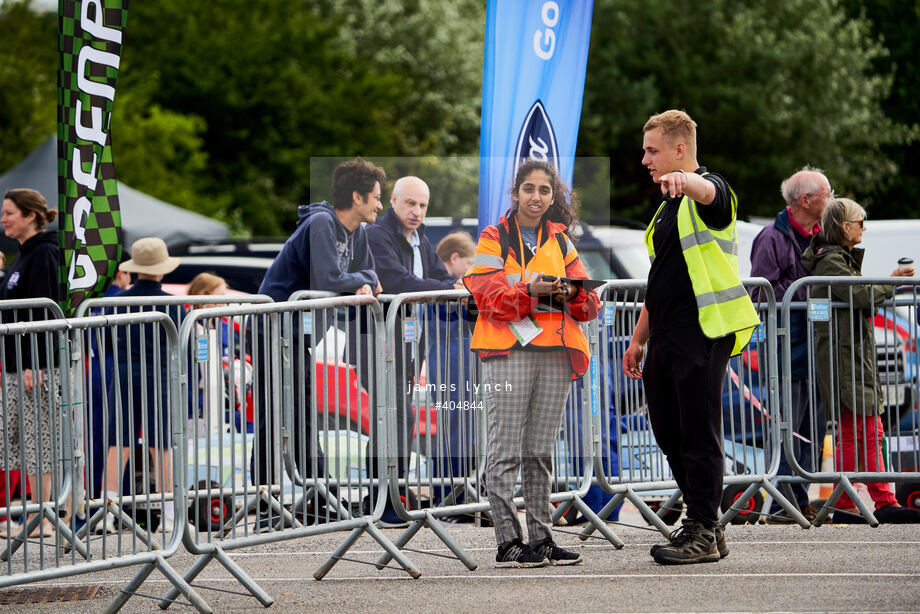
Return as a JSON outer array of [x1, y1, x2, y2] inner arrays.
[[96, 237, 184, 535]]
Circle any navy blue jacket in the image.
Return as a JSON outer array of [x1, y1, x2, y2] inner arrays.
[[365, 207, 454, 293], [259, 202, 378, 302], [113, 279, 186, 379]]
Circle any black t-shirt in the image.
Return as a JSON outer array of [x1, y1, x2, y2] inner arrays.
[[645, 168, 733, 337]]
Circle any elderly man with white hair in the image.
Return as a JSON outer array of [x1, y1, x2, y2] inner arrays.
[[750, 166, 834, 524], [363, 175, 460, 526]]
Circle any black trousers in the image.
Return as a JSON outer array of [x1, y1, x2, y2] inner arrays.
[[643, 326, 733, 526]]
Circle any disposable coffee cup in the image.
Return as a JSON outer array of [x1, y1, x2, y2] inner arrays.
[[898, 257, 913, 271]]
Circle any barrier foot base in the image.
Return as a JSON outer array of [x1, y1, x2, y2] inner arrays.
[[106, 554, 212, 614], [625, 488, 673, 537], [569, 495, 624, 549], [374, 519, 424, 569], [576, 492, 625, 541], [812, 476, 878, 528], [364, 520, 422, 578], [158, 552, 214, 610], [213, 546, 274, 607], [424, 511, 477, 570], [157, 546, 272, 610], [1, 505, 89, 562], [760, 479, 810, 529], [314, 520, 420, 580]]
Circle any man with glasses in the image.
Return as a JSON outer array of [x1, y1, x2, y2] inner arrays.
[[750, 166, 832, 523], [252, 158, 385, 529]]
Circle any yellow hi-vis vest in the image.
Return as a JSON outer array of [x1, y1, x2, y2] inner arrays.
[[645, 185, 759, 356]]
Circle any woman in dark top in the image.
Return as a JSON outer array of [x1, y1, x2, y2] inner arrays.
[[0, 188, 62, 538], [801, 197, 919, 523]]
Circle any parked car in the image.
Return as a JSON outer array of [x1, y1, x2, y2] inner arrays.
[[162, 255, 276, 294]]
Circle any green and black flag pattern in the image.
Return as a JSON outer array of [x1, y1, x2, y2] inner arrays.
[[57, 0, 128, 315]]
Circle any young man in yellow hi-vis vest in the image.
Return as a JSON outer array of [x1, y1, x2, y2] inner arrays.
[[622, 110, 759, 565]]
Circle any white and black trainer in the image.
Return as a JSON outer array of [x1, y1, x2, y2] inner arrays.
[[529, 537, 584, 566], [495, 538, 549, 568]]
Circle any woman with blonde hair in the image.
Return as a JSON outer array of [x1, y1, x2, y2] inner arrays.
[[802, 197, 919, 523], [187, 272, 229, 308]]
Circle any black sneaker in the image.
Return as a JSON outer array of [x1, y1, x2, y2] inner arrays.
[[529, 537, 584, 566], [650, 520, 728, 559], [495, 538, 549, 568], [652, 519, 721, 565]]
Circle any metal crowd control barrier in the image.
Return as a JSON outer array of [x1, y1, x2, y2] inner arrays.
[[579, 278, 808, 542], [1, 298, 69, 542], [781, 277, 920, 526], [70, 296, 271, 545], [1, 298, 74, 561], [158, 297, 417, 611], [373, 289, 622, 573], [0, 310, 209, 613]]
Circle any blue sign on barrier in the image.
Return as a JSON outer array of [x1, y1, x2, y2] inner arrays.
[[196, 336, 209, 362], [303, 313, 312, 334], [604, 305, 615, 326], [808, 299, 831, 322], [403, 317, 417, 343]]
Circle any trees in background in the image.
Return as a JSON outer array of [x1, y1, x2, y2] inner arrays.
[[0, 2, 56, 173], [838, 0, 920, 219], [1, 0, 917, 232], [578, 0, 917, 221]]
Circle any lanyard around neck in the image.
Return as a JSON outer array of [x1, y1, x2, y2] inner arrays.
[[516, 221, 542, 285]]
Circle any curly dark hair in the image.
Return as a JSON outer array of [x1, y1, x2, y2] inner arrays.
[[330, 158, 386, 211], [510, 159, 578, 235]]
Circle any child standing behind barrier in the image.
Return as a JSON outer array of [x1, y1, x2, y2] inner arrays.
[[464, 159, 599, 568], [801, 197, 920, 523], [96, 238, 185, 535]]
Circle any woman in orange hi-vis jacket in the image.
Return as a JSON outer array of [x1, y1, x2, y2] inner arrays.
[[463, 159, 600, 568]]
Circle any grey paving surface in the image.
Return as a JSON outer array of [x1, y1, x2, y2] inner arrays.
[[3, 510, 920, 613]]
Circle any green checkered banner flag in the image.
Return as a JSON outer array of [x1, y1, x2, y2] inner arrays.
[[57, 0, 128, 315]]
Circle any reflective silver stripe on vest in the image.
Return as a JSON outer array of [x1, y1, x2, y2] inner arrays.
[[680, 229, 738, 256], [695, 284, 748, 308], [506, 273, 522, 285], [473, 253, 505, 269], [564, 236, 575, 257], [533, 303, 560, 313]]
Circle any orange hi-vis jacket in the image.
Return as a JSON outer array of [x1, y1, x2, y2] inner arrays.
[[462, 211, 600, 379]]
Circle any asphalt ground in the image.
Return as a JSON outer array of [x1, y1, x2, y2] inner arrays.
[[4, 504, 920, 613]]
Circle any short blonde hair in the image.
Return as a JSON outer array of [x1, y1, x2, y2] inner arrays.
[[644, 110, 697, 157], [436, 231, 476, 262], [819, 197, 866, 247], [188, 272, 227, 297]]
